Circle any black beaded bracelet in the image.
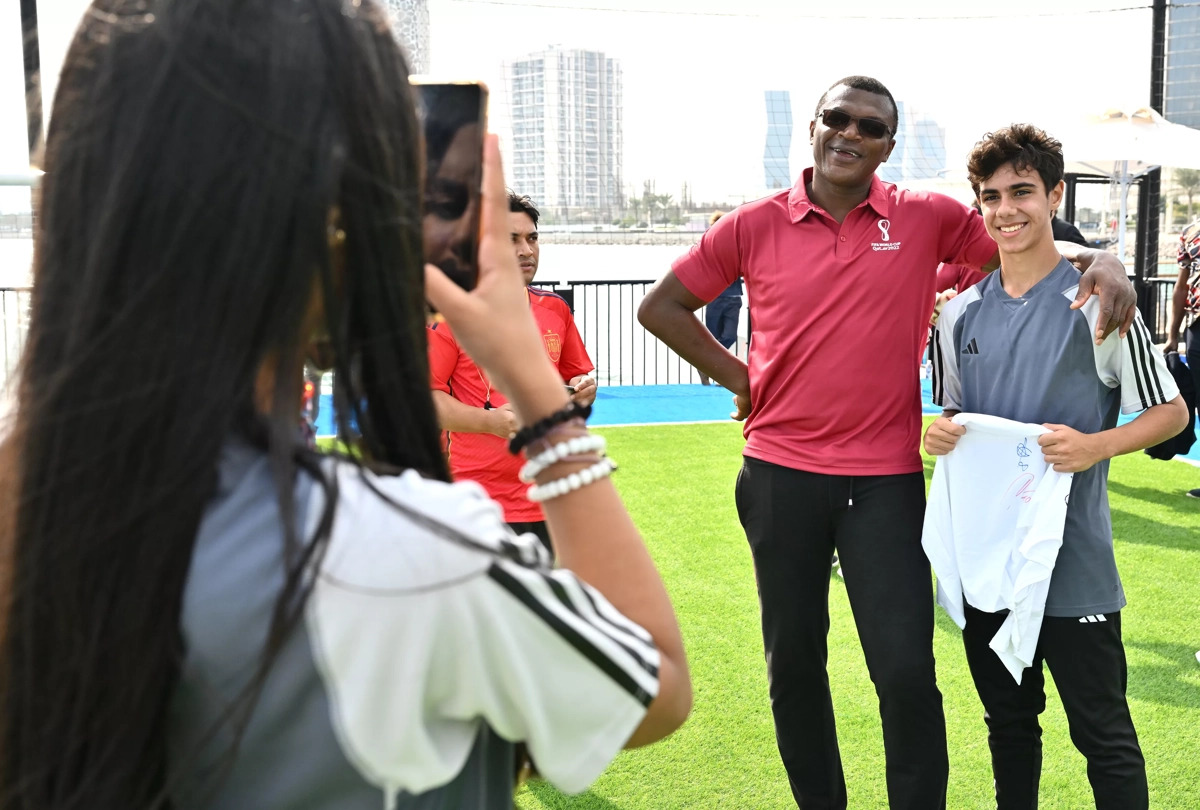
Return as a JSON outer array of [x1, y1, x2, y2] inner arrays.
[[508, 401, 592, 455]]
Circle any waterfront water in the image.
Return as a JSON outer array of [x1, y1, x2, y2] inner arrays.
[[1, 235, 1180, 388], [0, 238, 33, 288], [0, 237, 689, 288], [1, 238, 730, 390], [5, 234, 1189, 288]]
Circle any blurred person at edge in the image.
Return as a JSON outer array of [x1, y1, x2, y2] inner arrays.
[[1166, 218, 1200, 498], [428, 191, 597, 556], [639, 74, 1136, 810], [0, 2, 690, 809]]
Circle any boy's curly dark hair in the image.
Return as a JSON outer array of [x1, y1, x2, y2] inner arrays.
[[967, 123, 1064, 197]]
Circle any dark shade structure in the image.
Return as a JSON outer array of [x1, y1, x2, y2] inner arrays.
[[21, 0, 41, 160]]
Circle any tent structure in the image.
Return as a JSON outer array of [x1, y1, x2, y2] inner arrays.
[[1056, 107, 1200, 262]]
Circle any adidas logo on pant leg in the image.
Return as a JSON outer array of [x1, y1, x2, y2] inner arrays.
[[1078, 614, 1108, 623]]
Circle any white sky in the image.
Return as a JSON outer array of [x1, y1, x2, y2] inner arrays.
[[0, 0, 1159, 210]]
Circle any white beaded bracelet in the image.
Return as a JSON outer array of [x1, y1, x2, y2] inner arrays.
[[527, 457, 617, 503], [519, 434, 607, 483]]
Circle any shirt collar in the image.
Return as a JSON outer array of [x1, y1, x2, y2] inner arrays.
[[787, 167, 892, 223]]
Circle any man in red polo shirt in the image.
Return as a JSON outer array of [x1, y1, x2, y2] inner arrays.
[[639, 75, 1136, 809], [429, 191, 595, 555]]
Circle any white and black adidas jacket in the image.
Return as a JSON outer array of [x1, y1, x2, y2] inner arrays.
[[169, 439, 657, 810]]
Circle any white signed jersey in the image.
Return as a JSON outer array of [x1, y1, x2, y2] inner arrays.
[[922, 413, 1074, 683]]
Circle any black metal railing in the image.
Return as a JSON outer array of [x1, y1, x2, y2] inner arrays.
[[540, 277, 1184, 387], [533, 279, 739, 386], [0, 213, 35, 237], [1, 280, 720, 392], [1, 278, 1183, 395], [1148, 277, 1178, 344], [1, 287, 32, 391]]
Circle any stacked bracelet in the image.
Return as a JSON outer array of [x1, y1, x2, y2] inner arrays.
[[527, 457, 618, 503], [508, 401, 592, 455], [524, 420, 590, 459], [520, 434, 607, 483]]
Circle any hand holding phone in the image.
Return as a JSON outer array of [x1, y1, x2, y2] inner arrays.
[[411, 78, 488, 291]]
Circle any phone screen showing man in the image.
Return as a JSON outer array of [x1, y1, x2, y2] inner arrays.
[[412, 80, 488, 291]]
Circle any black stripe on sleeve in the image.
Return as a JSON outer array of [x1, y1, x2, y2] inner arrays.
[[1124, 316, 1152, 409], [1126, 318, 1160, 408], [547, 577, 660, 678], [930, 326, 943, 405], [487, 562, 656, 707], [1133, 319, 1167, 405]]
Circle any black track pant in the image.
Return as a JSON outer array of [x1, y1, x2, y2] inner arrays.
[[507, 520, 552, 559], [962, 605, 1147, 810], [735, 458, 947, 810]]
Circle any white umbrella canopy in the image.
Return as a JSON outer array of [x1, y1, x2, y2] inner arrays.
[[1054, 108, 1200, 261], [1059, 107, 1200, 175]]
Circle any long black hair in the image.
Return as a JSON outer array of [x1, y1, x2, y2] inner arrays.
[[0, 0, 446, 807]]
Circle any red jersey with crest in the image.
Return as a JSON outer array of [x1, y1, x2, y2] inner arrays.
[[428, 287, 593, 521]]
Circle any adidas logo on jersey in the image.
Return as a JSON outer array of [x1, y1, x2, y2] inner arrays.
[[962, 338, 980, 355]]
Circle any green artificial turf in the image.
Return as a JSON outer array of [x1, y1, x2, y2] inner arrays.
[[515, 419, 1200, 809]]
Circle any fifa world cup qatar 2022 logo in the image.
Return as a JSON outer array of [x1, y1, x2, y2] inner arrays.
[[872, 218, 901, 252]]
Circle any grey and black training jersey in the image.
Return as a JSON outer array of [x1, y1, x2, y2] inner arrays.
[[168, 439, 657, 810], [930, 258, 1178, 617]]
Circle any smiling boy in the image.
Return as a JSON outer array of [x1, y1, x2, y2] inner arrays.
[[925, 124, 1187, 810]]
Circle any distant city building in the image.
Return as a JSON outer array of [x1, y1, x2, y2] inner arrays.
[[505, 47, 623, 218], [879, 102, 946, 183], [1166, 3, 1200, 128], [764, 91, 793, 189], [386, 0, 430, 74]]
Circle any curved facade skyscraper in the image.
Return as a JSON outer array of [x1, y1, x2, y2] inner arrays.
[[879, 102, 946, 184], [386, 0, 430, 74], [764, 91, 792, 190]]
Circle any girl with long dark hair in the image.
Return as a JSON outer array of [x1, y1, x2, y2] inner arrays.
[[0, 1, 691, 807]]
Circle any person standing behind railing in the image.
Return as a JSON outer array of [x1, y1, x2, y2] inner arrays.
[[699, 210, 742, 386], [1165, 217, 1200, 498]]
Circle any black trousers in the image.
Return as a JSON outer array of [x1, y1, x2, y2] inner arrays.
[[1187, 320, 1200, 410], [961, 605, 1147, 810], [735, 458, 946, 810], [507, 520, 553, 559]]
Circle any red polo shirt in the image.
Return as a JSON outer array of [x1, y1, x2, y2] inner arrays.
[[935, 262, 988, 294], [673, 168, 996, 475], [428, 288, 593, 521], [919, 263, 991, 354]]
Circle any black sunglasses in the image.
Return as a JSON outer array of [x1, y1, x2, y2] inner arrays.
[[818, 108, 892, 140]]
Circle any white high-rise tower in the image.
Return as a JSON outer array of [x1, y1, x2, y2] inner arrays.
[[504, 47, 623, 219]]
